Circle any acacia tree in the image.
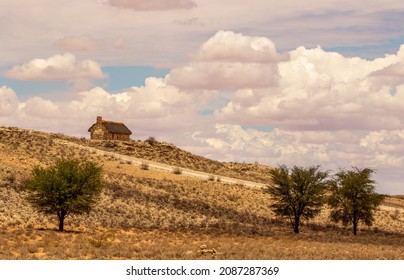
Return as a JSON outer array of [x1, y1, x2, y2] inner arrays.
[[328, 167, 384, 235], [267, 165, 329, 233], [25, 159, 104, 232]]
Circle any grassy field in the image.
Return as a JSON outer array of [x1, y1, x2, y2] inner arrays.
[[0, 126, 403, 259]]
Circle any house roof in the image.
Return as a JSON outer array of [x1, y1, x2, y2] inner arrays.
[[88, 120, 132, 135]]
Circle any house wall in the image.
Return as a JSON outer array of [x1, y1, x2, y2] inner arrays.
[[102, 132, 130, 141], [90, 123, 106, 140]]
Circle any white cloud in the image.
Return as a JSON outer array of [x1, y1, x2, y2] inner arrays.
[[0, 86, 19, 116], [166, 31, 285, 90], [194, 31, 287, 63], [69, 77, 194, 120], [24, 97, 61, 119], [167, 62, 280, 90], [4, 53, 105, 81], [216, 44, 404, 131]]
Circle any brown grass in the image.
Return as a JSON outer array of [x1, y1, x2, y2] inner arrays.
[[0, 126, 403, 260]]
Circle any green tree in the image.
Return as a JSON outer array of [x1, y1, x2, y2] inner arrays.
[[25, 159, 104, 232], [267, 165, 329, 233], [328, 167, 384, 235]]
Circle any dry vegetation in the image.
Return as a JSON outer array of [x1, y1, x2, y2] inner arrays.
[[0, 126, 403, 259], [53, 133, 274, 183]]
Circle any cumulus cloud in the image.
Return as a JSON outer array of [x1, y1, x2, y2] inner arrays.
[[54, 36, 99, 52], [0, 86, 19, 116], [166, 31, 286, 90], [194, 31, 287, 63], [216, 44, 404, 131], [370, 57, 404, 88], [108, 0, 196, 11], [23, 97, 61, 119], [167, 62, 280, 90], [5, 53, 105, 81], [70, 77, 194, 120]]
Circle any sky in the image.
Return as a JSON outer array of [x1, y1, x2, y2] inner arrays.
[[1, 0, 404, 194]]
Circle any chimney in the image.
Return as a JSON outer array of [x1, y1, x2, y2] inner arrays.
[[97, 116, 102, 123]]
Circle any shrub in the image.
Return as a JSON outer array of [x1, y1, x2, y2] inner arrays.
[[104, 141, 117, 148], [88, 231, 116, 248], [145, 136, 158, 146], [140, 162, 149, 170], [172, 167, 182, 175]]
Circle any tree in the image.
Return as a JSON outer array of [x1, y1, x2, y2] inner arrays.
[[25, 159, 104, 232], [267, 165, 329, 233], [328, 167, 384, 235], [145, 136, 158, 146]]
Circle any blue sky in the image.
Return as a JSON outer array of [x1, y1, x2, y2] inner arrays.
[[1, 0, 404, 194], [100, 66, 169, 92]]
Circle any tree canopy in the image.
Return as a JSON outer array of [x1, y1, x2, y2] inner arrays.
[[267, 165, 329, 233], [328, 167, 384, 235], [25, 159, 104, 232]]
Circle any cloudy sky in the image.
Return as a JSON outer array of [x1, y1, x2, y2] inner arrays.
[[1, 0, 404, 194]]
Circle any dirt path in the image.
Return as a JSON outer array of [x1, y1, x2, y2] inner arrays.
[[55, 139, 267, 189]]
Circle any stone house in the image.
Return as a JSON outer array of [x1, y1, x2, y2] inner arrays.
[[88, 116, 132, 141]]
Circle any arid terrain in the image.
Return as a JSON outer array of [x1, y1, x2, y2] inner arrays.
[[0, 126, 403, 259]]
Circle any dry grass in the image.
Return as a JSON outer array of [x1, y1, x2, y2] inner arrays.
[[51, 132, 274, 183], [0, 127, 403, 260]]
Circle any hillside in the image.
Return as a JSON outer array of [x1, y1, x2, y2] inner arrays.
[[0, 126, 403, 260], [52, 133, 274, 183]]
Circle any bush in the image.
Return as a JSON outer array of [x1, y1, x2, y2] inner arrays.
[[145, 136, 158, 146], [104, 141, 117, 148], [140, 162, 149, 170], [172, 167, 182, 175]]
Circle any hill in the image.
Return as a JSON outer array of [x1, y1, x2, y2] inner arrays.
[[53, 133, 274, 183], [0, 126, 403, 260]]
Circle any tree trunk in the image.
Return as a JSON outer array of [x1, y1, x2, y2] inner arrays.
[[293, 215, 300, 233], [353, 221, 358, 235], [57, 210, 66, 232], [353, 212, 358, 235], [58, 218, 64, 232]]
